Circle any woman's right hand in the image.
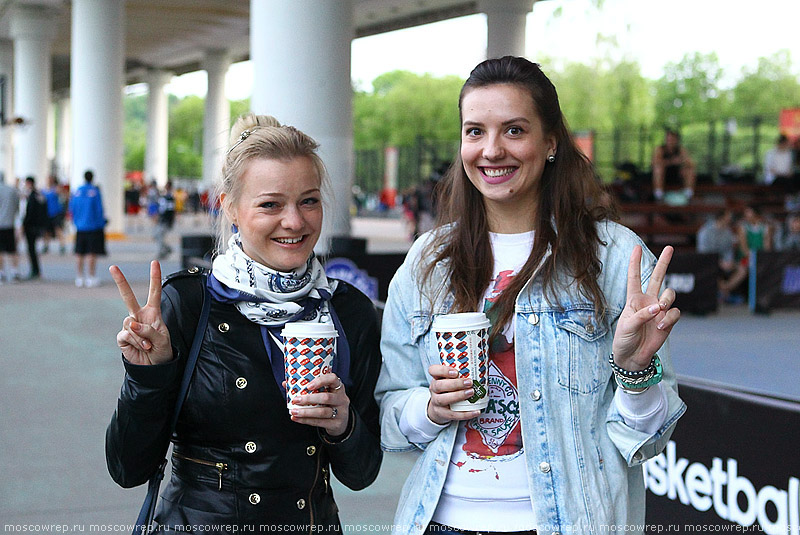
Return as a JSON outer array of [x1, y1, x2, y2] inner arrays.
[[427, 364, 482, 425], [110, 260, 173, 366]]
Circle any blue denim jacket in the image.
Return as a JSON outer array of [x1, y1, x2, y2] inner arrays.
[[376, 221, 686, 535]]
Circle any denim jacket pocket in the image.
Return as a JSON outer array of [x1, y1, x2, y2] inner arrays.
[[410, 313, 437, 368], [554, 309, 610, 394]]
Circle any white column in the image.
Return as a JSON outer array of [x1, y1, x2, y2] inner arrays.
[[55, 93, 72, 182], [71, 0, 125, 234], [251, 0, 354, 246], [9, 4, 59, 184], [480, 0, 535, 59], [202, 50, 231, 191], [0, 40, 14, 185], [144, 70, 171, 188]]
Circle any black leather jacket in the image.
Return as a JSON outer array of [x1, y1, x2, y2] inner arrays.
[[106, 269, 382, 532]]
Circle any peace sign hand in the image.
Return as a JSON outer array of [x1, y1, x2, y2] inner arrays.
[[612, 245, 681, 372], [109, 260, 173, 366]]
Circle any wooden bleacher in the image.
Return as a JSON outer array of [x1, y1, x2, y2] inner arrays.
[[613, 182, 794, 252]]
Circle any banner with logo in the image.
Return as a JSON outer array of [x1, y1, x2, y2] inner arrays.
[[323, 253, 406, 303], [751, 251, 800, 311], [645, 378, 800, 533], [666, 252, 719, 315]]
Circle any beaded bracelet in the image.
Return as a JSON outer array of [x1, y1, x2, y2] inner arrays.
[[608, 353, 657, 378], [609, 353, 663, 390]]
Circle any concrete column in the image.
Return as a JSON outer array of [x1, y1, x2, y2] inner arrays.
[[54, 93, 71, 182], [9, 4, 59, 185], [479, 0, 535, 59], [71, 0, 125, 234], [251, 0, 354, 247], [0, 40, 14, 185], [144, 70, 171, 187], [202, 50, 231, 191]]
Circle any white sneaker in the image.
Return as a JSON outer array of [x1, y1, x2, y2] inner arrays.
[[85, 276, 100, 288], [75, 277, 85, 288]]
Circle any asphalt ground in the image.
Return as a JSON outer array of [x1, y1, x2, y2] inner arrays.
[[1, 214, 798, 531]]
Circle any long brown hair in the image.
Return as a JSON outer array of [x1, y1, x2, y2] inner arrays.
[[421, 56, 616, 341]]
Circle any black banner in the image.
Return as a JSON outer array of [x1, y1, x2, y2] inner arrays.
[[645, 378, 800, 533], [665, 252, 719, 315], [751, 251, 800, 312]]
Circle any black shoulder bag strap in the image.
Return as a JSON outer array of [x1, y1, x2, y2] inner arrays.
[[132, 273, 211, 535]]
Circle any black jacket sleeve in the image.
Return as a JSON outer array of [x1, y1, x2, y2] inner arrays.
[[321, 282, 383, 490], [104, 274, 201, 488]]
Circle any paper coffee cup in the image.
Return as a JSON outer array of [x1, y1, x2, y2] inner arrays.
[[282, 322, 337, 410], [432, 312, 490, 411]]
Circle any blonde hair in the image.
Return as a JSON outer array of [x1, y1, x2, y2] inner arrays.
[[214, 113, 328, 253]]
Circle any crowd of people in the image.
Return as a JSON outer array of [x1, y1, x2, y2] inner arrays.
[[0, 171, 220, 286]]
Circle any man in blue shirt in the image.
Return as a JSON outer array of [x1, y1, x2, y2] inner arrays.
[[69, 170, 106, 287]]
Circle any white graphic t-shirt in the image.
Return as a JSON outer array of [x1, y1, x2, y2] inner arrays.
[[431, 231, 536, 531]]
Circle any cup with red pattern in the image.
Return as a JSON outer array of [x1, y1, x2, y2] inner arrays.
[[432, 312, 490, 411], [282, 322, 337, 410]]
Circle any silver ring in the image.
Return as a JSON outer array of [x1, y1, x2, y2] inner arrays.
[[333, 378, 343, 391], [330, 407, 338, 419]]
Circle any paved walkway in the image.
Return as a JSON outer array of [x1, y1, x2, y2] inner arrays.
[[1, 214, 797, 531]]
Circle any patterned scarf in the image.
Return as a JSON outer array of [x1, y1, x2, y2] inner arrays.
[[209, 234, 349, 393]]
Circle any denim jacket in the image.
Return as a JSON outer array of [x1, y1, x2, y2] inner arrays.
[[375, 221, 686, 535]]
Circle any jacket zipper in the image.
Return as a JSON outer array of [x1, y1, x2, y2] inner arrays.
[[307, 453, 321, 535], [173, 452, 228, 491]]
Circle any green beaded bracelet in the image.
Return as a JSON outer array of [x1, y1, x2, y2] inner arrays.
[[614, 354, 663, 390]]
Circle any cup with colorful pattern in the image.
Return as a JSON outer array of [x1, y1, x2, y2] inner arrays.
[[282, 322, 337, 410], [432, 312, 490, 411]]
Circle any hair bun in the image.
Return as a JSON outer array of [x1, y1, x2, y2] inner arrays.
[[228, 113, 282, 146]]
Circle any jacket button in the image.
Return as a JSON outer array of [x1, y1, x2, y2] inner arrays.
[[218, 322, 230, 333], [527, 313, 539, 325], [187, 266, 199, 274], [236, 377, 248, 389], [245, 441, 257, 453], [296, 498, 306, 510], [530, 390, 541, 401], [586, 323, 595, 334], [249, 493, 260, 505], [539, 461, 551, 473], [306, 445, 316, 456]]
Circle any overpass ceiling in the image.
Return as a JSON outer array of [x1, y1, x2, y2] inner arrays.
[[0, 0, 479, 91]]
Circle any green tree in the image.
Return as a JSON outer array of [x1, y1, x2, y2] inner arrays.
[[654, 52, 728, 127], [123, 94, 147, 172], [731, 50, 800, 121], [353, 71, 463, 149], [168, 95, 204, 179]]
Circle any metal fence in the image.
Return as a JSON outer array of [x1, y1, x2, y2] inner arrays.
[[354, 117, 781, 194]]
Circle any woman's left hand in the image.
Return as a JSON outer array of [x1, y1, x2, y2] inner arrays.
[[289, 373, 350, 437], [612, 245, 681, 371]]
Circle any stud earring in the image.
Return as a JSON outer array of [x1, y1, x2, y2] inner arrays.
[[547, 154, 556, 163]]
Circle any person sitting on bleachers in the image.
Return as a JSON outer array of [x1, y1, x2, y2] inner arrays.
[[763, 134, 794, 189], [697, 209, 747, 303], [779, 213, 800, 251], [652, 129, 696, 202]]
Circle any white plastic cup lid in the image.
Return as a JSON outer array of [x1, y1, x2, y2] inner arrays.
[[281, 322, 338, 338], [432, 312, 490, 332]]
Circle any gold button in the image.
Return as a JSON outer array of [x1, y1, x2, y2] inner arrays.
[[245, 441, 257, 453], [218, 322, 230, 333], [249, 493, 261, 505], [236, 377, 247, 389], [586, 324, 595, 334], [306, 445, 316, 456], [187, 266, 199, 274], [296, 498, 306, 510]]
